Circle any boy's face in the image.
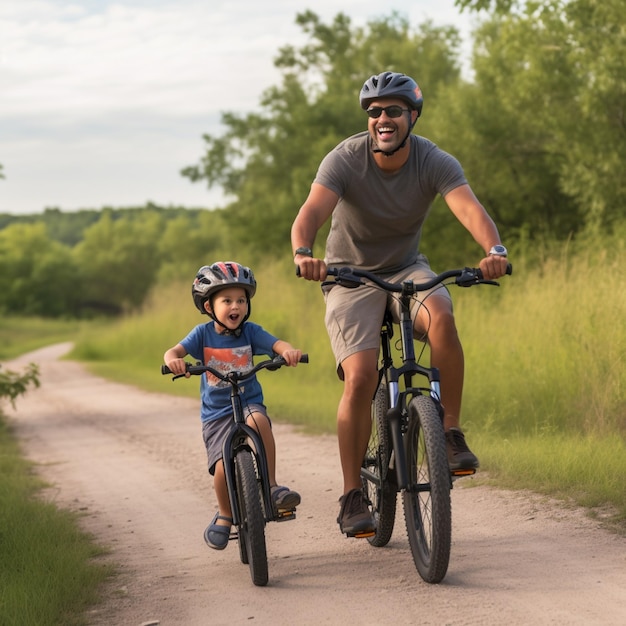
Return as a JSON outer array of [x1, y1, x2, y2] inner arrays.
[[205, 286, 249, 333]]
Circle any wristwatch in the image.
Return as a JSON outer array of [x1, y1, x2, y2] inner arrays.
[[294, 246, 313, 258], [489, 244, 508, 257]]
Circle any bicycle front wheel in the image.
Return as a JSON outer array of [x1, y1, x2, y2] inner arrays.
[[362, 383, 397, 547], [234, 449, 268, 586], [403, 395, 451, 584]]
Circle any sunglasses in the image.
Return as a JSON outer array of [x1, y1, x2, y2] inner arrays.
[[366, 105, 410, 119]]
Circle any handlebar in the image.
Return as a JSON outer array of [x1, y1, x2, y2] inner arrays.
[[161, 354, 309, 382], [323, 264, 512, 294]]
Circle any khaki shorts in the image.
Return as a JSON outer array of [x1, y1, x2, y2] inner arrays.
[[323, 258, 452, 378]]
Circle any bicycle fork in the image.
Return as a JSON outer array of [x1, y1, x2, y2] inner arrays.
[[222, 424, 272, 526]]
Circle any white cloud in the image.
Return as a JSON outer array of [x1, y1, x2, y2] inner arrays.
[[0, 0, 475, 213]]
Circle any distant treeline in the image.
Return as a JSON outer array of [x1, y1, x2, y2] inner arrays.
[[0, 205, 236, 318]]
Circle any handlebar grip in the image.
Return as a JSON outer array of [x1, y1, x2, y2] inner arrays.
[[506, 263, 513, 275], [299, 354, 309, 364], [296, 266, 301, 277], [161, 365, 172, 375]]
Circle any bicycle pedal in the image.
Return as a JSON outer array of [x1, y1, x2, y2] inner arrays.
[[450, 468, 476, 478], [347, 530, 376, 539], [275, 509, 296, 522]]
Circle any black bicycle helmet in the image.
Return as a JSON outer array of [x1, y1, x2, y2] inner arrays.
[[192, 262, 257, 315], [360, 71, 423, 117]]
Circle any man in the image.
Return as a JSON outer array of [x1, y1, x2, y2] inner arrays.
[[292, 71, 509, 536]]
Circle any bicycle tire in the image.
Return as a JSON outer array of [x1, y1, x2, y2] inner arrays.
[[234, 449, 268, 586], [403, 395, 451, 584], [362, 383, 397, 547]]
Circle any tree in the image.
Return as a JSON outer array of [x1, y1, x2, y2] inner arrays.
[[455, 0, 626, 231], [156, 210, 233, 282], [73, 211, 164, 313], [0, 223, 81, 317], [182, 11, 463, 255]]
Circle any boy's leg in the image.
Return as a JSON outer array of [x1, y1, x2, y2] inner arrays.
[[247, 410, 300, 510], [212, 460, 233, 522]]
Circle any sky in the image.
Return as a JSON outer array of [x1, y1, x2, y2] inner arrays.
[[0, 1, 477, 215]]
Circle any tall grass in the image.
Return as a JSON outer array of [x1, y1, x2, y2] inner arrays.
[[458, 235, 625, 439]]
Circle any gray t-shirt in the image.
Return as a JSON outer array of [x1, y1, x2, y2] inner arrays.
[[314, 131, 467, 273]]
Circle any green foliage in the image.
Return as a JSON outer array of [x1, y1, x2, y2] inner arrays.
[[0, 206, 229, 318], [426, 0, 626, 244], [0, 362, 40, 408], [455, 0, 520, 11], [0, 223, 83, 317]]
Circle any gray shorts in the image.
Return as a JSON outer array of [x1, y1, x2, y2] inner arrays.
[[323, 257, 452, 377], [201, 403, 269, 475]]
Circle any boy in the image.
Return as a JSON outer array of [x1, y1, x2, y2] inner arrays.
[[164, 261, 302, 550]]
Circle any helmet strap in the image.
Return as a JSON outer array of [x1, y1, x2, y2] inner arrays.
[[207, 298, 252, 338], [371, 112, 416, 157]]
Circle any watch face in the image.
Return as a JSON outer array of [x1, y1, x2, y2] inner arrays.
[[491, 245, 507, 255]]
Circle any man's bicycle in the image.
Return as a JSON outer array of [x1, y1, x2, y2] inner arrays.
[[161, 354, 308, 586], [324, 264, 511, 583]]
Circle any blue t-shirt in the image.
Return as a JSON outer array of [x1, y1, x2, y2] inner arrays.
[[180, 321, 278, 423]]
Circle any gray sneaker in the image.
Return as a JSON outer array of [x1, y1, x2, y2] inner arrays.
[[445, 428, 479, 471], [337, 488, 375, 536]]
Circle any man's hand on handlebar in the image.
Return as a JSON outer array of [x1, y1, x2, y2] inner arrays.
[[294, 255, 327, 281], [478, 254, 510, 281]]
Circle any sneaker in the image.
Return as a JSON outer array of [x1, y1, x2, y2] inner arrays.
[[337, 488, 375, 535], [445, 428, 479, 471], [271, 485, 301, 512]]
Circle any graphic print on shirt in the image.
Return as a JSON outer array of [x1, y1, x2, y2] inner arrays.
[[203, 345, 253, 388]]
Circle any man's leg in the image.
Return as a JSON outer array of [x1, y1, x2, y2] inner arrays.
[[414, 295, 479, 470], [337, 349, 379, 493], [335, 349, 378, 535]]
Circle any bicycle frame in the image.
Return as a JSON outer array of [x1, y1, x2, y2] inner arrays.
[[162, 355, 308, 525], [378, 285, 443, 490], [325, 264, 511, 488], [221, 392, 273, 526]]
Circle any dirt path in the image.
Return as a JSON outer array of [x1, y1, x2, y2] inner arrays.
[[5, 344, 626, 625]]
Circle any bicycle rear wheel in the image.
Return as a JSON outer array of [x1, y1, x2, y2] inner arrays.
[[403, 395, 451, 583], [234, 449, 268, 586], [362, 383, 397, 547]]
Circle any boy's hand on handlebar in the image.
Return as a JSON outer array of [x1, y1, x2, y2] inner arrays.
[[281, 349, 303, 367], [295, 256, 327, 281], [165, 358, 190, 377], [479, 254, 510, 281]]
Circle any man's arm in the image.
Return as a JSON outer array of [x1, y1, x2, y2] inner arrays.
[[291, 183, 339, 281], [444, 184, 509, 280]]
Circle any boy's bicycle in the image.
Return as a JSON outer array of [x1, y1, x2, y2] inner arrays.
[[162, 354, 308, 587], [324, 264, 511, 584]]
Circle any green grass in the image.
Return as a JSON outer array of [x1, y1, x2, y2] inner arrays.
[[471, 432, 625, 531], [0, 416, 113, 625]]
